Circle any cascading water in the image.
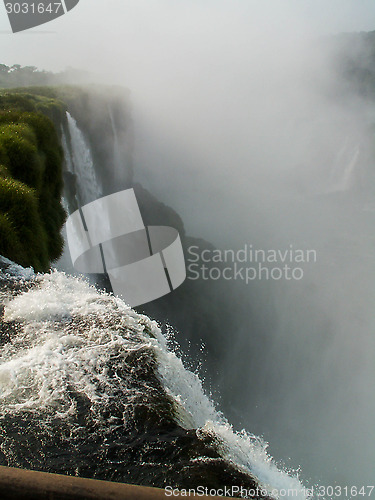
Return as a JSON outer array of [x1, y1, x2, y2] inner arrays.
[[57, 113, 104, 275], [329, 138, 361, 192], [65, 112, 102, 206], [0, 257, 309, 498]]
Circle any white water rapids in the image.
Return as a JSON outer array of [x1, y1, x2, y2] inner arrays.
[[0, 263, 309, 499]]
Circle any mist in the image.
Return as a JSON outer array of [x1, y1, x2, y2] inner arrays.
[[2, 0, 375, 488], [127, 8, 375, 487], [132, 31, 375, 485]]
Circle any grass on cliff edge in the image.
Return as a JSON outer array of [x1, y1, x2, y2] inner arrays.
[[0, 91, 66, 272]]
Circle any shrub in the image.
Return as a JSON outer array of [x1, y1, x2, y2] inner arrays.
[[0, 92, 67, 270], [0, 123, 43, 190], [0, 177, 49, 270], [0, 212, 28, 266]]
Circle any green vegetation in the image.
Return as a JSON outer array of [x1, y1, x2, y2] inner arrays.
[[0, 81, 131, 271], [0, 91, 67, 128], [0, 91, 66, 271]]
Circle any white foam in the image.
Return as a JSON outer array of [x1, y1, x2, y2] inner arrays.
[[1, 272, 148, 416], [153, 335, 309, 499], [1, 257, 35, 281], [0, 270, 309, 498]]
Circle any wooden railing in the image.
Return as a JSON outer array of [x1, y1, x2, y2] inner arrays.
[[0, 466, 229, 499]]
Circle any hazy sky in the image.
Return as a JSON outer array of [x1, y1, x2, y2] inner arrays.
[[0, 0, 375, 78]]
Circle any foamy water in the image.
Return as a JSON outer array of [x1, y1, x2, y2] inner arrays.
[[0, 267, 309, 498]]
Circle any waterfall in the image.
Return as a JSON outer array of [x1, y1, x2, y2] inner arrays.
[[0, 258, 309, 498], [65, 112, 102, 206], [340, 146, 360, 191], [58, 115, 103, 275], [329, 138, 361, 192]]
